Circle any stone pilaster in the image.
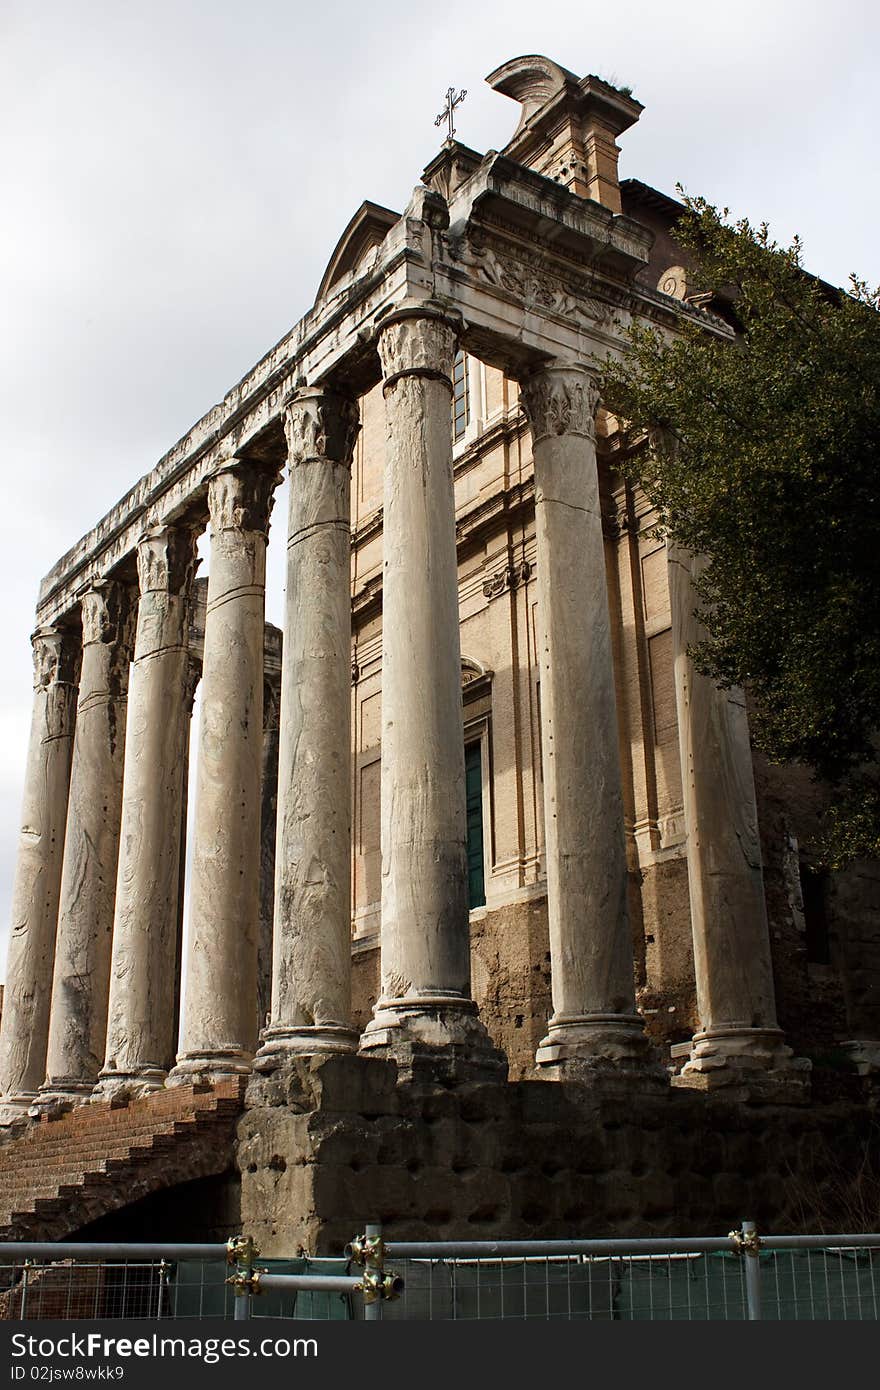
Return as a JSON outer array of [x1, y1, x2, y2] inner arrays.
[[520, 363, 660, 1084], [95, 525, 199, 1099], [359, 303, 505, 1080], [40, 579, 136, 1104], [667, 544, 809, 1097], [255, 387, 361, 1071], [0, 626, 80, 1121], [169, 459, 278, 1083]]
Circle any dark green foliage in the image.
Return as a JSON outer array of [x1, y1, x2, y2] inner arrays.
[[601, 195, 880, 865]]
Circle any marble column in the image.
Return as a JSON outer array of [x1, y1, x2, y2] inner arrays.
[[95, 525, 198, 1098], [40, 578, 136, 1103], [0, 626, 80, 1120], [667, 544, 808, 1093], [255, 387, 361, 1067], [520, 363, 658, 1081], [257, 674, 281, 1034], [360, 302, 504, 1077], [169, 458, 278, 1082]]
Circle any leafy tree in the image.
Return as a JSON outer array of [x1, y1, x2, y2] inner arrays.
[[600, 195, 880, 866]]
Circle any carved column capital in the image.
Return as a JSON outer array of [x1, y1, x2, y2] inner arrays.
[[282, 387, 360, 468], [520, 363, 600, 445], [31, 624, 80, 690], [80, 578, 136, 654], [207, 458, 280, 535], [136, 525, 199, 598], [377, 302, 461, 393]]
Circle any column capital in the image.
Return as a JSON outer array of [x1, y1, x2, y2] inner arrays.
[[377, 300, 462, 393], [207, 458, 280, 536], [136, 524, 199, 597], [520, 362, 600, 444], [282, 386, 360, 468], [80, 578, 136, 654], [30, 624, 80, 690]]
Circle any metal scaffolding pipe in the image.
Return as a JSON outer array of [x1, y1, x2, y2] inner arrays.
[[255, 1273, 363, 1294], [759, 1234, 880, 1250], [0, 1242, 227, 1262], [382, 1236, 739, 1259]]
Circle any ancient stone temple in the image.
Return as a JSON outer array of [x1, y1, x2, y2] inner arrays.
[[1, 55, 878, 1250]]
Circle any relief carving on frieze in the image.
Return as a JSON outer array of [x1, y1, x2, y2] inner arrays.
[[450, 231, 616, 329]]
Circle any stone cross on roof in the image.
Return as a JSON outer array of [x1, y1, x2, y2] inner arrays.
[[435, 86, 467, 141]]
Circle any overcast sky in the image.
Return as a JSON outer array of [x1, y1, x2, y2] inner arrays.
[[1, 0, 878, 976]]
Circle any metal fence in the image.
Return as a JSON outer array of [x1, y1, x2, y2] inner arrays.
[[1, 1227, 878, 1321], [349, 1227, 880, 1321], [0, 1243, 364, 1322]]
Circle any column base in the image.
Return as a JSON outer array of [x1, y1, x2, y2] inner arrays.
[[0, 1092, 38, 1126], [536, 1013, 667, 1091], [253, 1025, 359, 1071], [92, 1067, 168, 1102], [672, 1027, 811, 1102], [838, 1040, 880, 1077], [31, 1079, 94, 1118], [166, 1050, 254, 1087], [360, 993, 507, 1084]]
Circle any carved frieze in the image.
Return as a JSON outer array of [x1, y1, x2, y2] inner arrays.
[[136, 525, 199, 597], [449, 230, 617, 329], [520, 367, 600, 444], [377, 307, 459, 389], [208, 459, 280, 535], [283, 387, 361, 468], [482, 559, 533, 600], [31, 625, 80, 690]]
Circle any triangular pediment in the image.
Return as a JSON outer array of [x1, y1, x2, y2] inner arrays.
[[316, 201, 400, 303]]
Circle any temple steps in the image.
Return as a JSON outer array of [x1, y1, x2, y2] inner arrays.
[[0, 1079, 245, 1241]]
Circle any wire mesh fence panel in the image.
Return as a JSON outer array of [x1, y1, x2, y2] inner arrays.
[[380, 1254, 748, 1321], [0, 1262, 168, 1320], [0, 1258, 359, 1322], [759, 1249, 880, 1320], [169, 1258, 356, 1320]]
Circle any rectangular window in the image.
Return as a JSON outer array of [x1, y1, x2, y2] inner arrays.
[[465, 741, 485, 909], [452, 349, 469, 441]]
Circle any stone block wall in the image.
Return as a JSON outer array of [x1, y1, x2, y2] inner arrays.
[[239, 1056, 880, 1257]]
